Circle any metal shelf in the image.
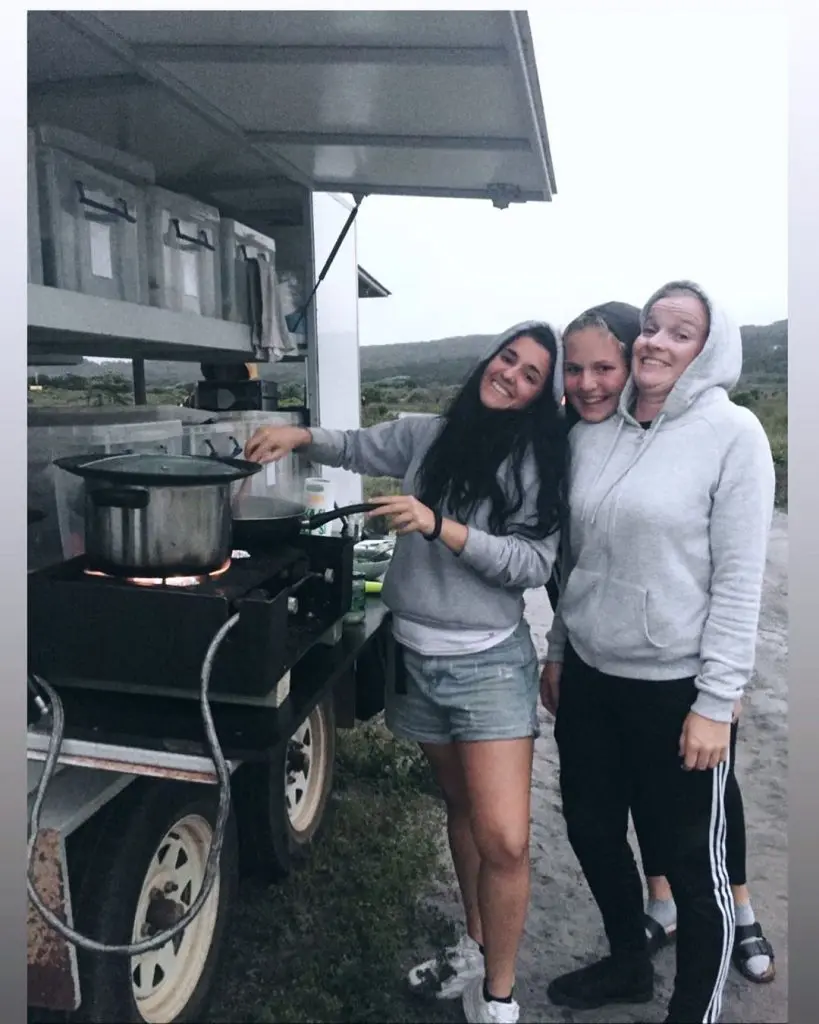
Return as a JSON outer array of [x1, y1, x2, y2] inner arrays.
[[28, 284, 259, 363]]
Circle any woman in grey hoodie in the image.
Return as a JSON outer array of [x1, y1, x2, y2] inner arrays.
[[545, 298, 776, 986], [245, 322, 567, 1024], [542, 282, 775, 1024]]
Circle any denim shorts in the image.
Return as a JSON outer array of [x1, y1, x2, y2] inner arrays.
[[385, 619, 541, 745]]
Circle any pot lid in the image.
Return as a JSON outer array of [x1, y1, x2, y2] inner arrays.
[[92, 453, 241, 477], [54, 452, 262, 486]]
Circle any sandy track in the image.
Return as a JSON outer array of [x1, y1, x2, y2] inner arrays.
[[507, 511, 788, 1023]]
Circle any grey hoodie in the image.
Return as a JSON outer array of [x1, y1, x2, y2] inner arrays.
[[303, 322, 563, 633], [546, 294, 775, 723]]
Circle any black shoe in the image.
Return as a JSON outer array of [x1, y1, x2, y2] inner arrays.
[[546, 955, 654, 1010], [645, 913, 676, 957]]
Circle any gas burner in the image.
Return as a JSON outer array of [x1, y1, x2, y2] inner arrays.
[[83, 558, 232, 588], [29, 534, 355, 703]]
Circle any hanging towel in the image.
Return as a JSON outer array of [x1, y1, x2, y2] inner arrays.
[[247, 256, 297, 362]]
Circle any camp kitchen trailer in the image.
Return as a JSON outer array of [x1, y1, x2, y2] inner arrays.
[[26, 11, 556, 1022]]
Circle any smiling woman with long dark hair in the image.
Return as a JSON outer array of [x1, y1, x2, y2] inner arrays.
[[245, 321, 567, 1024], [416, 323, 566, 540]]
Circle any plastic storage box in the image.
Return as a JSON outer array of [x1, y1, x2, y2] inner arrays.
[[213, 410, 308, 502], [33, 125, 156, 184], [181, 411, 307, 503], [181, 420, 246, 461], [36, 145, 149, 304], [28, 416, 183, 569], [146, 187, 222, 317], [181, 420, 257, 505]]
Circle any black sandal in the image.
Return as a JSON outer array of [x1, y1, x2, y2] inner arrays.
[[733, 922, 776, 983], [644, 914, 676, 957]]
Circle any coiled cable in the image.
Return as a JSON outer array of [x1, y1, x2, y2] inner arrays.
[[26, 612, 239, 955]]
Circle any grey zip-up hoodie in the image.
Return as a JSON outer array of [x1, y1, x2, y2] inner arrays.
[[303, 322, 562, 632], [546, 296, 775, 723]]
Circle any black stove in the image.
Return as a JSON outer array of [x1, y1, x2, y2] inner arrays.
[[28, 534, 354, 703]]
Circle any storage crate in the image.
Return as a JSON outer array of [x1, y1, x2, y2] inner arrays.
[[36, 146, 149, 304], [181, 420, 245, 460], [182, 411, 308, 504], [28, 129, 43, 284], [28, 405, 210, 427], [33, 124, 156, 185], [28, 417, 183, 569], [146, 187, 222, 317], [181, 420, 255, 505], [212, 410, 308, 502]]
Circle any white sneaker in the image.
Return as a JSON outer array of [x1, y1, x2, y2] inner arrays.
[[462, 976, 520, 1024], [407, 933, 485, 999]]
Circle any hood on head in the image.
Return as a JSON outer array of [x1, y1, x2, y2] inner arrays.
[[562, 301, 640, 429], [570, 301, 642, 354], [619, 282, 743, 420], [485, 321, 564, 404]]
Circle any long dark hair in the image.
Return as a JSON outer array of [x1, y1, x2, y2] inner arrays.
[[416, 325, 566, 539]]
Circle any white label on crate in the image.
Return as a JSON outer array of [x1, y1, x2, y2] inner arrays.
[[265, 462, 277, 485], [89, 222, 113, 279], [182, 251, 199, 298]]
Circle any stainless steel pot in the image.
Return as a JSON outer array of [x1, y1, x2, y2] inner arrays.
[[54, 452, 261, 577]]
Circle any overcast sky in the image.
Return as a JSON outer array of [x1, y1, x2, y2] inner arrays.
[[355, 8, 788, 347]]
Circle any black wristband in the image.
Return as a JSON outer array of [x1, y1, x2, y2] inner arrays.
[[423, 509, 443, 542]]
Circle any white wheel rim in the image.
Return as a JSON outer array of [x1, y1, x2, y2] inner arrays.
[[285, 704, 329, 836], [130, 814, 220, 1024]]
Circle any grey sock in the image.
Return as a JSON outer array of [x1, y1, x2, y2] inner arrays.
[[735, 900, 772, 976], [646, 897, 677, 932]]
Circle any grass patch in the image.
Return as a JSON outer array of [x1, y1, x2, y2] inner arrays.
[[737, 389, 787, 508], [755, 394, 787, 509], [362, 476, 402, 501], [207, 721, 459, 1024]]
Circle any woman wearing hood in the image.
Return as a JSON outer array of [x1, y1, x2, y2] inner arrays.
[[245, 322, 567, 1024], [544, 300, 643, 609], [545, 298, 776, 989], [541, 282, 775, 1024]]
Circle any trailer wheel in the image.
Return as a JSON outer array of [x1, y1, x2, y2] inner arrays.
[[235, 693, 336, 880], [72, 781, 238, 1024], [285, 695, 335, 844]]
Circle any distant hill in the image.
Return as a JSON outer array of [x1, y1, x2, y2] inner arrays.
[[30, 320, 787, 391]]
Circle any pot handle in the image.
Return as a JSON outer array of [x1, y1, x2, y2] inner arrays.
[[303, 502, 377, 531], [90, 487, 150, 510]]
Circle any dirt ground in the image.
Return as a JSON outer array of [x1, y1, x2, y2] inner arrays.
[[207, 514, 787, 1024], [431, 511, 789, 1024]]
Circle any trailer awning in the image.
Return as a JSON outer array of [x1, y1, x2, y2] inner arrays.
[[28, 11, 555, 210]]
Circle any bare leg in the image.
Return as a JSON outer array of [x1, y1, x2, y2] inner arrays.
[[646, 875, 673, 901], [458, 737, 534, 999], [421, 742, 483, 945], [732, 883, 751, 905]]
